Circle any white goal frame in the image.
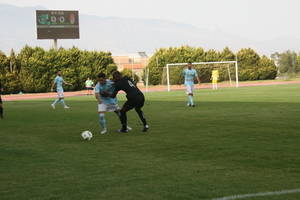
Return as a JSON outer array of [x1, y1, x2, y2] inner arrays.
[[165, 61, 239, 91]]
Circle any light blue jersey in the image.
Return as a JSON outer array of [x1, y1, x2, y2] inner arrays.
[[54, 76, 64, 92], [183, 68, 198, 86], [95, 80, 117, 105]]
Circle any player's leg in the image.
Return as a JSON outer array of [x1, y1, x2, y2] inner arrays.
[[114, 109, 132, 131], [51, 95, 60, 109], [134, 106, 148, 132], [186, 85, 192, 106], [187, 85, 195, 107], [213, 79, 216, 89], [51, 91, 61, 109], [135, 106, 147, 126], [57, 91, 69, 109], [98, 104, 107, 134], [119, 101, 134, 132], [0, 96, 3, 119], [133, 95, 149, 132], [59, 97, 69, 109]]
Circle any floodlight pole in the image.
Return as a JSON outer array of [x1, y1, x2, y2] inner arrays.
[[131, 56, 134, 81], [53, 39, 58, 50], [146, 68, 149, 92]]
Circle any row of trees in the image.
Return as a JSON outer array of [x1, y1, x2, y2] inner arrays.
[[271, 50, 300, 76], [145, 46, 277, 85], [0, 45, 282, 93], [0, 46, 117, 94]]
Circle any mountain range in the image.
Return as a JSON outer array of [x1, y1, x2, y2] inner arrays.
[[1, 3, 300, 56]]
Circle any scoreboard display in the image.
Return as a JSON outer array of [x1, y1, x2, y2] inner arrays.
[[36, 10, 80, 39]]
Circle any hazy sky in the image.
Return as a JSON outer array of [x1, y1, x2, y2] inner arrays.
[[1, 0, 300, 55], [1, 0, 299, 40]]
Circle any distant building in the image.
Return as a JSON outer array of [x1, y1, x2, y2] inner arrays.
[[113, 52, 149, 82]]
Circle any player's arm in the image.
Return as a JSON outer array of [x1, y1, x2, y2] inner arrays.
[[94, 86, 102, 104], [110, 83, 121, 98], [182, 70, 185, 79], [51, 80, 56, 92], [95, 92, 102, 104], [63, 80, 72, 86], [128, 77, 137, 86], [110, 90, 118, 98]]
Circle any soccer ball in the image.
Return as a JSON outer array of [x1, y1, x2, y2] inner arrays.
[[81, 130, 93, 141]]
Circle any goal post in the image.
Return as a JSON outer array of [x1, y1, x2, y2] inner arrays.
[[165, 61, 239, 91]]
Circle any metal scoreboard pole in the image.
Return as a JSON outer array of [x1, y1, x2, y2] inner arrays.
[[53, 39, 58, 50]]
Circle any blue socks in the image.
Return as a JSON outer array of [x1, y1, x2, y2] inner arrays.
[[60, 99, 66, 107], [52, 99, 60, 105], [99, 113, 106, 129], [188, 95, 194, 106]]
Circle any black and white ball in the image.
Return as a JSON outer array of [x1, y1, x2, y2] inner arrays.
[[81, 131, 93, 141]]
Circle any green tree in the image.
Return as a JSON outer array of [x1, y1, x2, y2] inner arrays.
[[237, 48, 260, 69], [271, 50, 299, 74], [220, 47, 235, 61]]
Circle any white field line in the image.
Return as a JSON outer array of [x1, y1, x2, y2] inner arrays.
[[211, 189, 300, 200]]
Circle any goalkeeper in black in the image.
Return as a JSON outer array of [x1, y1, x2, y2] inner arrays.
[[109, 71, 149, 133]]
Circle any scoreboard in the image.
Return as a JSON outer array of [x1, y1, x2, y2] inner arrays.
[[36, 10, 80, 39]]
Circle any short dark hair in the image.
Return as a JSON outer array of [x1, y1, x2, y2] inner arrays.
[[112, 71, 122, 78], [97, 72, 106, 78], [188, 62, 192, 64], [56, 70, 61, 73]]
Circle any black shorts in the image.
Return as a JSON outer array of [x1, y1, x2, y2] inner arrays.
[[122, 94, 145, 111], [0, 95, 2, 104], [86, 87, 93, 90]]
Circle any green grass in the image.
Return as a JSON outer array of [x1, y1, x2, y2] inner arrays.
[[0, 85, 300, 200]]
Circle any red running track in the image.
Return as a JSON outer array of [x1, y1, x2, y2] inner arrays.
[[2, 81, 300, 101]]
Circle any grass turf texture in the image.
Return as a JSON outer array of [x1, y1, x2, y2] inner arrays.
[[0, 85, 300, 200]]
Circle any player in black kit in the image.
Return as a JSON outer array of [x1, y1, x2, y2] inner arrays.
[[110, 71, 149, 133], [0, 81, 4, 119]]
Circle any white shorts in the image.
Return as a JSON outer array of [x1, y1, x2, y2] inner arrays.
[[186, 85, 194, 94], [57, 91, 64, 98], [98, 103, 120, 112]]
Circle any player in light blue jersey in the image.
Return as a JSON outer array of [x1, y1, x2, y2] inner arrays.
[[51, 70, 72, 109], [95, 72, 131, 134], [183, 62, 200, 107]]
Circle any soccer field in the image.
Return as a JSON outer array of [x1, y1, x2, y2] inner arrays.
[[1, 85, 300, 200]]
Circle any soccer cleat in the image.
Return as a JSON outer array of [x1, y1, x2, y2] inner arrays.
[[51, 104, 55, 109], [100, 128, 107, 134], [142, 125, 149, 132], [192, 104, 195, 107], [118, 128, 128, 133], [64, 106, 70, 109], [187, 103, 191, 107], [127, 126, 132, 131]]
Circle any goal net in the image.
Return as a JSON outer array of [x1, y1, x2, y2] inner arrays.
[[161, 61, 239, 91]]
